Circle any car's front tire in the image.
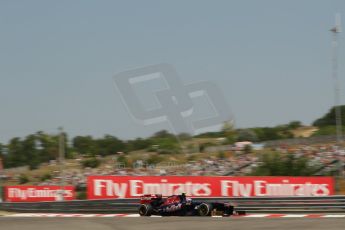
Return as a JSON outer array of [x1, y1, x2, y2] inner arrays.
[[139, 204, 153, 216]]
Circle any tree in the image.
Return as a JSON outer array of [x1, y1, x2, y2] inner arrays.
[[1, 132, 61, 169], [96, 135, 126, 156], [6, 137, 25, 168], [250, 152, 316, 176], [287, 121, 302, 129], [313, 105, 345, 127], [0, 143, 4, 159], [237, 129, 257, 142], [0, 143, 5, 169], [252, 127, 279, 141], [150, 130, 180, 154], [72, 136, 96, 155], [127, 138, 152, 151], [19, 174, 29, 184], [82, 157, 100, 168], [22, 134, 40, 169], [152, 130, 176, 139], [35, 131, 59, 162], [194, 131, 223, 138], [222, 121, 237, 144], [177, 133, 192, 141], [312, 126, 345, 136], [251, 125, 293, 142], [243, 144, 252, 154]]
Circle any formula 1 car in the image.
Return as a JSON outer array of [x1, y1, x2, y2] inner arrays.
[[138, 193, 245, 217]]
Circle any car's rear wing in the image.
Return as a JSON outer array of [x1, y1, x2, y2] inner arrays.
[[140, 194, 162, 204]]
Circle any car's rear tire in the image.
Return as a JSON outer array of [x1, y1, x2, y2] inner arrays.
[[222, 204, 234, 216], [198, 203, 212, 216], [139, 204, 153, 216]]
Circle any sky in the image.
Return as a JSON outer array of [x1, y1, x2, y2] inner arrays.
[[0, 0, 345, 143]]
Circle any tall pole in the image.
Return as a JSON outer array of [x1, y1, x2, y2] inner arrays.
[[0, 157, 3, 202], [331, 14, 342, 143], [330, 14, 343, 192], [58, 127, 65, 201]]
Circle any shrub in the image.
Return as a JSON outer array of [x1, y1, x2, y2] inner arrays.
[[82, 158, 100, 168], [147, 154, 164, 165], [250, 152, 316, 176], [116, 155, 129, 167], [76, 191, 87, 200], [199, 142, 216, 153], [19, 174, 29, 184], [243, 145, 252, 154], [40, 173, 52, 181], [187, 154, 197, 161], [217, 151, 226, 159]]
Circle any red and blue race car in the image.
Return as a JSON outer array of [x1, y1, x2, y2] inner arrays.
[[138, 193, 245, 217]]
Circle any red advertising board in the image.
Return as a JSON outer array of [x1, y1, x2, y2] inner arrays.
[[87, 176, 334, 199], [4, 186, 75, 202]]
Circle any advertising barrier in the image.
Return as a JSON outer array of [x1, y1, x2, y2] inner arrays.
[[87, 176, 334, 199], [4, 186, 75, 202]]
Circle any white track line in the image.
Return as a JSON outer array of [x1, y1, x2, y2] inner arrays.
[[4, 213, 345, 218], [98, 214, 120, 217], [123, 214, 140, 217], [282, 214, 307, 218], [322, 215, 345, 218], [244, 214, 270, 218]]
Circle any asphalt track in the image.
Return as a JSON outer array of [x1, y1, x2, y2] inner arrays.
[[1, 217, 345, 230]]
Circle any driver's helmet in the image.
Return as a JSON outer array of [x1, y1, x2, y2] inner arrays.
[[180, 193, 187, 202]]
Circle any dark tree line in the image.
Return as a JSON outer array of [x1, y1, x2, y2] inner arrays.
[[1, 104, 343, 171], [250, 152, 316, 176], [196, 121, 301, 142], [313, 105, 345, 127], [0, 130, 181, 169], [1, 132, 62, 169]]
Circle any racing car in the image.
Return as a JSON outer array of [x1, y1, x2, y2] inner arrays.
[[138, 193, 245, 216]]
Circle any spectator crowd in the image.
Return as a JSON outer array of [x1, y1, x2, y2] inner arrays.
[[2, 143, 345, 189]]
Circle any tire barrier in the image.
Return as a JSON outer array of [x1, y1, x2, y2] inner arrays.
[[1, 196, 345, 214]]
